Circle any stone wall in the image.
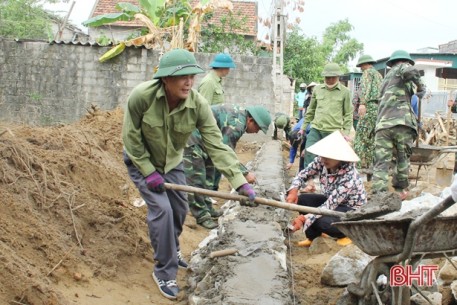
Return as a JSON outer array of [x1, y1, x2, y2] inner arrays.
[[0, 39, 292, 126]]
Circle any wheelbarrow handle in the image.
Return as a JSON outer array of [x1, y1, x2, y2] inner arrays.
[[164, 183, 346, 218]]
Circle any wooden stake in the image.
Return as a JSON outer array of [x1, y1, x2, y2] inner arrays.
[[209, 248, 238, 258]]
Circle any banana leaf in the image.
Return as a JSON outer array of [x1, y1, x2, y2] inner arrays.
[[99, 42, 126, 63], [82, 13, 134, 27], [139, 0, 166, 25], [115, 2, 141, 14]]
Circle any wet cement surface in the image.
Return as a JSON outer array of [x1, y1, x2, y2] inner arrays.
[[187, 140, 294, 304]]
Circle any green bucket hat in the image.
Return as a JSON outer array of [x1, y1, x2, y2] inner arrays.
[[246, 106, 271, 134], [153, 49, 205, 79], [386, 50, 414, 67], [210, 53, 236, 68], [356, 54, 375, 67], [321, 63, 343, 77], [275, 115, 288, 129]]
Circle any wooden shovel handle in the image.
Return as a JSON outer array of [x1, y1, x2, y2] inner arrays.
[[164, 183, 345, 218]]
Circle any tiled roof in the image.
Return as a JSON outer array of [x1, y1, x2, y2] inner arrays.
[[90, 0, 257, 36], [90, 0, 141, 27], [197, 0, 257, 36]]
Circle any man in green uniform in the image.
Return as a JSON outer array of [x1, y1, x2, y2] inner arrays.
[[184, 105, 271, 229], [273, 112, 291, 140], [122, 49, 256, 300], [353, 55, 383, 180], [299, 63, 353, 167], [198, 53, 236, 105], [372, 50, 427, 199]]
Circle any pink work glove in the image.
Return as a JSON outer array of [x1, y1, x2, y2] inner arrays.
[[145, 171, 165, 193], [237, 183, 257, 206]]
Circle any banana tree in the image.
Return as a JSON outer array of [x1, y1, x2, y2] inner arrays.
[[83, 0, 232, 62]]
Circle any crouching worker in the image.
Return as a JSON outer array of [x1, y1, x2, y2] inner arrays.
[[273, 112, 291, 140], [184, 104, 271, 229], [285, 130, 367, 247]]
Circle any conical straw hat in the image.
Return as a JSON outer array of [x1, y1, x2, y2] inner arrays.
[[307, 130, 360, 162]]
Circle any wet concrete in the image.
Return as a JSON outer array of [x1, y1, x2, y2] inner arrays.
[[187, 140, 294, 304]]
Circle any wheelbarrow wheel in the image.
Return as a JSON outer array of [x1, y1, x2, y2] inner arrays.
[[358, 264, 392, 305]]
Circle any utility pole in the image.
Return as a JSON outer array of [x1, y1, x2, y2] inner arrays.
[[272, 0, 289, 115], [272, 0, 285, 78]]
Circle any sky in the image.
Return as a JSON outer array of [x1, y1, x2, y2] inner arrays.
[[45, 0, 457, 63]]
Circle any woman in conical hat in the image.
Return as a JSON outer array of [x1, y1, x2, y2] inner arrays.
[[285, 130, 367, 247]]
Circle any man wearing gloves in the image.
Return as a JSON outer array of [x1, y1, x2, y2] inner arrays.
[[372, 50, 427, 200], [122, 49, 256, 300], [184, 104, 271, 229]]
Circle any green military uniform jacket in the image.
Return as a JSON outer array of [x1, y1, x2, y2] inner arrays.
[[187, 104, 249, 174], [302, 82, 353, 135], [198, 70, 224, 105], [376, 63, 426, 134], [122, 80, 246, 189]]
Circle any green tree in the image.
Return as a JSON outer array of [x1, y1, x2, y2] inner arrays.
[[0, 0, 60, 40], [320, 19, 364, 67], [284, 19, 363, 88], [284, 28, 324, 88], [199, 11, 260, 55]]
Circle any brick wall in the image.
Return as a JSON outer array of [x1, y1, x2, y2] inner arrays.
[[0, 39, 292, 126]]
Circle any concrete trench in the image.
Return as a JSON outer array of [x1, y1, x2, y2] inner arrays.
[[187, 140, 295, 304]]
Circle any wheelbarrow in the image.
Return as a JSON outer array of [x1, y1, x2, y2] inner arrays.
[[333, 195, 457, 305], [411, 93, 457, 185], [410, 145, 457, 186]]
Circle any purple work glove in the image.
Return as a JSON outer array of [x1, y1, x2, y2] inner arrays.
[[145, 171, 165, 193], [237, 183, 257, 206]]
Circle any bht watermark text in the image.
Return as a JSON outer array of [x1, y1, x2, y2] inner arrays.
[[390, 265, 438, 287]]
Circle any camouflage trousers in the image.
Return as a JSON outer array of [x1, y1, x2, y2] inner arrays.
[[354, 102, 378, 169], [183, 144, 218, 222], [372, 125, 416, 193]]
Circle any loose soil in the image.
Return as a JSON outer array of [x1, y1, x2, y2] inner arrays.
[[0, 108, 447, 305]]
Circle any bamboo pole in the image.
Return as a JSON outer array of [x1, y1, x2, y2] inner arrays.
[[164, 183, 345, 218]]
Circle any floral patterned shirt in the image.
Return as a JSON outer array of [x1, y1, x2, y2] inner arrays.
[[288, 157, 367, 231]]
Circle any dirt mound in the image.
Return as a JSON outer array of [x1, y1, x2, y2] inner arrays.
[[0, 108, 154, 304]]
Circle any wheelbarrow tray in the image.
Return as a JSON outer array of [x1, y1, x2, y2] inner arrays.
[[410, 145, 441, 163], [410, 145, 457, 164], [333, 215, 457, 256]]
